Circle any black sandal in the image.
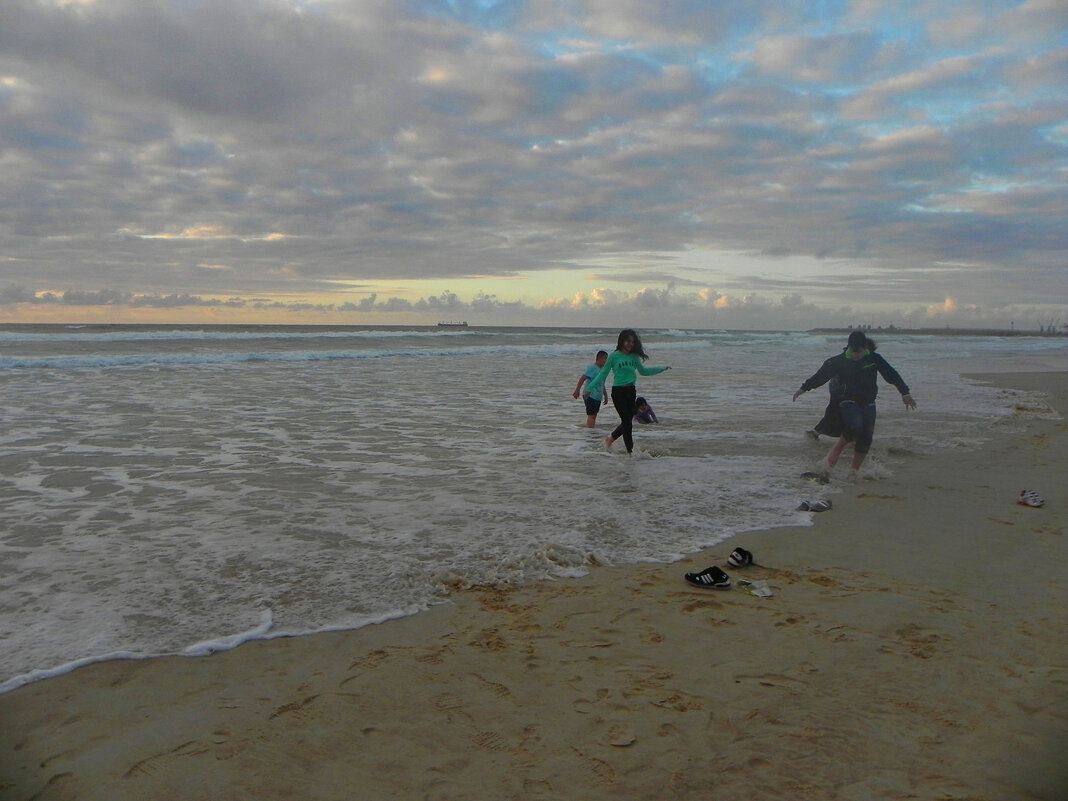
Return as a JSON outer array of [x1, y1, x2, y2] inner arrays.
[[684, 565, 731, 589], [727, 547, 753, 568]]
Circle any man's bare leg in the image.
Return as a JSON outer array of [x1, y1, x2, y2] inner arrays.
[[826, 436, 849, 469]]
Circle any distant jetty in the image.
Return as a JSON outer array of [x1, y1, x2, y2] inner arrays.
[[436, 321, 469, 328], [810, 326, 1065, 338]]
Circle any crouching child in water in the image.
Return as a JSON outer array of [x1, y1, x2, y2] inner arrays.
[[633, 397, 659, 424]]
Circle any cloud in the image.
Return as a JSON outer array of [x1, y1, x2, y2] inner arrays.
[[839, 54, 984, 120], [0, 0, 1064, 328], [927, 296, 959, 316], [747, 32, 883, 83]]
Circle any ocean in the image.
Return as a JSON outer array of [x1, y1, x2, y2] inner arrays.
[[1, 325, 1064, 692]]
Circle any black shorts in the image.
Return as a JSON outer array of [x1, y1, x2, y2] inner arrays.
[[584, 396, 602, 416], [839, 401, 877, 454]]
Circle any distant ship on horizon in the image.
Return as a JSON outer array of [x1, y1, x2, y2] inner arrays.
[[436, 321, 469, 328]]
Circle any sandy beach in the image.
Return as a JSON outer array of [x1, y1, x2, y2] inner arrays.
[[1, 370, 1065, 801]]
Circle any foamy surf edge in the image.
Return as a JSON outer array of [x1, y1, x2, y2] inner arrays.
[[0, 605, 424, 695]]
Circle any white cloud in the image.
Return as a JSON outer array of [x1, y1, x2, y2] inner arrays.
[[0, 0, 1064, 327], [747, 31, 881, 82]]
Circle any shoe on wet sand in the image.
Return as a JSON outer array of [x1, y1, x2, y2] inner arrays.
[[684, 565, 731, 589], [727, 547, 754, 568], [1017, 489, 1044, 508]]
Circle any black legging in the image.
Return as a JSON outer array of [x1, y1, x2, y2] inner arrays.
[[610, 384, 637, 452]]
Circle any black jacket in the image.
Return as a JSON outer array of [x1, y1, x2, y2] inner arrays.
[[800, 350, 910, 406]]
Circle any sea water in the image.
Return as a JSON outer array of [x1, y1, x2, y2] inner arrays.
[[1, 325, 1063, 692]]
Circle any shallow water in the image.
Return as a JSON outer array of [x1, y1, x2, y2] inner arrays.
[[1, 325, 1063, 691]]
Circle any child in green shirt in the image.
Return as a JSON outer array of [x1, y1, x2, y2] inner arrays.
[[586, 329, 671, 453]]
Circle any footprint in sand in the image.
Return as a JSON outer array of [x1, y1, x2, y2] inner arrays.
[[470, 672, 512, 698], [469, 627, 508, 650], [268, 693, 320, 720], [570, 747, 617, 784], [472, 730, 509, 751], [892, 623, 943, 659], [346, 649, 391, 672], [572, 698, 597, 714], [551, 609, 601, 631], [124, 741, 210, 778], [571, 687, 613, 714], [415, 645, 452, 665], [431, 692, 474, 723], [650, 692, 704, 712], [211, 729, 243, 761], [657, 722, 681, 738], [644, 627, 665, 644], [680, 598, 727, 614], [432, 692, 465, 711], [731, 673, 809, 695], [604, 721, 637, 747], [626, 670, 673, 694]]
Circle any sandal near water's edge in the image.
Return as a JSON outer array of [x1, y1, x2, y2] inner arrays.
[[1017, 489, 1045, 508], [684, 565, 731, 589]]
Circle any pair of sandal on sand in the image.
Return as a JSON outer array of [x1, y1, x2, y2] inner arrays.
[[684, 547, 762, 592]]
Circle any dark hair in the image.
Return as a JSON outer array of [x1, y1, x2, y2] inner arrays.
[[635, 397, 647, 407], [616, 329, 648, 360], [847, 330, 867, 351], [596, 350, 608, 358]]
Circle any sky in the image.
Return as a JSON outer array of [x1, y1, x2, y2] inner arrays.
[[1, 0, 1066, 330]]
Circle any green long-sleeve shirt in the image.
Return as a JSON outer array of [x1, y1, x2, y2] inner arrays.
[[588, 351, 668, 389]]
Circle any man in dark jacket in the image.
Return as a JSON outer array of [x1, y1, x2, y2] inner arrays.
[[793, 331, 916, 472]]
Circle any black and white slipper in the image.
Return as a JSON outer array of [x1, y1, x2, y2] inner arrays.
[[684, 565, 731, 589], [727, 547, 754, 568], [798, 499, 832, 512], [1017, 489, 1045, 508]]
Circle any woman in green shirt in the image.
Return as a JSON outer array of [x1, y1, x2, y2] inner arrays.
[[587, 329, 671, 454]]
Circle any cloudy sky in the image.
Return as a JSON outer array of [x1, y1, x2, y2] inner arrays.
[[1, 0, 1066, 329]]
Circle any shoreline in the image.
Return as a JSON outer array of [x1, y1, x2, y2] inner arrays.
[[2, 371, 1065, 800], [809, 327, 1066, 338]]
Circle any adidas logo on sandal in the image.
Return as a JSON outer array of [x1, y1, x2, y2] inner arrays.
[[684, 565, 731, 589], [1018, 489, 1045, 508]]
